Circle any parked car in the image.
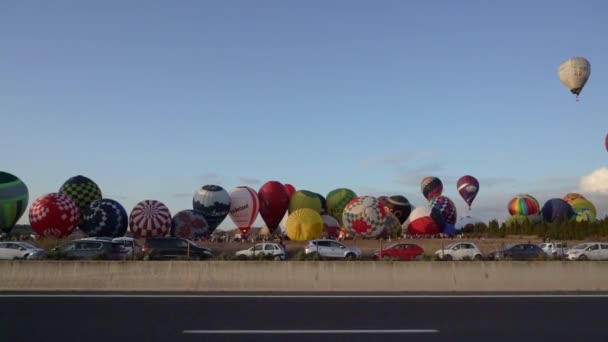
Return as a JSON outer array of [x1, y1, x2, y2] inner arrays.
[[112, 237, 141, 257], [435, 242, 484, 261], [0, 242, 45, 260], [141, 237, 213, 260], [487, 243, 545, 261], [304, 239, 362, 260], [539, 242, 568, 257], [235, 243, 286, 260], [51, 239, 128, 260], [373, 243, 424, 260], [566, 242, 608, 260]]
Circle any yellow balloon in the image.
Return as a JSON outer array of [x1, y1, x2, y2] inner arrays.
[[286, 208, 323, 241]]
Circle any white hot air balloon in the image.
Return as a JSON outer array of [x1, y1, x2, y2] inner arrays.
[[228, 186, 259, 235], [558, 56, 591, 100]]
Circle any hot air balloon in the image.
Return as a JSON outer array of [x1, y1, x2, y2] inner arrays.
[[326, 188, 357, 226], [605, 133, 608, 153], [430, 195, 457, 225], [384, 195, 412, 224], [541, 198, 575, 223], [403, 206, 443, 235], [563, 193, 586, 204], [0, 172, 28, 234], [228, 186, 259, 235], [456, 175, 479, 209], [59, 175, 102, 224], [284, 184, 296, 199], [420, 176, 443, 201], [382, 212, 403, 239], [342, 196, 386, 238], [286, 208, 323, 241], [569, 198, 597, 222], [258, 181, 289, 234], [558, 56, 591, 100], [321, 214, 340, 238], [29, 193, 80, 238], [171, 210, 209, 239], [193, 185, 231, 233], [81, 199, 128, 237], [508, 194, 540, 216], [288, 190, 322, 214], [315, 192, 328, 215], [129, 200, 172, 238]]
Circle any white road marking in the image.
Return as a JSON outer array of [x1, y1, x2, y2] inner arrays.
[[1, 294, 608, 299], [182, 329, 440, 334]]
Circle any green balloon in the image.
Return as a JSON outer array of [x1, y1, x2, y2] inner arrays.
[[288, 190, 322, 215], [326, 188, 357, 226], [0, 172, 29, 234]]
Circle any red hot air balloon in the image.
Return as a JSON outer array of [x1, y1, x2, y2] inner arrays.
[[284, 184, 296, 199], [258, 181, 289, 234], [605, 133, 608, 152], [456, 175, 479, 210]]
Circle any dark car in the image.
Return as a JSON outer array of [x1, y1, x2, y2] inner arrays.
[[52, 239, 128, 260], [141, 237, 213, 260], [487, 243, 545, 261], [372, 243, 424, 260]]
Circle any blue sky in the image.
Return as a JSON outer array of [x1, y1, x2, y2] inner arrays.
[[2, 0, 607, 229]]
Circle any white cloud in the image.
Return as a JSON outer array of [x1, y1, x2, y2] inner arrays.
[[580, 168, 608, 194]]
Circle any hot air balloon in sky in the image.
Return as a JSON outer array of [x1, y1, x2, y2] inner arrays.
[[605, 133, 608, 153], [0, 172, 28, 234], [228, 186, 259, 235], [288, 190, 322, 215], [382, 195, 412, 224], [508, 194, 540, 216], [284, 184, 296, 199], [558, 56, 591, 100], [258, 181, 289, 234], [456, 175, 479, 209], [193, 185, 231, 233], [421, 176, 443, 201], [430, 195, 457, 225]]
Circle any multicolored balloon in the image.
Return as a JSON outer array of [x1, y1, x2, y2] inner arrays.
[[403, 206, 443, 235], [258, 181, 289, 233], [430, 195, 457, 225], [228, 186, 259, 235], [285, 208, 323, 241], [508, 194, 540, 216], [82, 199, 128, 237], [541, 198, 575, 223], [0, 172, 28, 234], [29, 193, 80, 238], [569, 198, 597, 222], [193, 185, 231, 233], [59, 175, 102, 224], [321, 214, 340, 239], [129, 200, 171, 238], [342, 196, 386, 238], [420, 176, 443, 201], [456, 175, 479, 209], [288, 190, 322, 215], [383, 195, 412, 224], [171, 210, 209, 239], [563, 193, 586, 204], [326, 188, 357, 226]]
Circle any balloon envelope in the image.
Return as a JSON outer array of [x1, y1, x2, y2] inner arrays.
[[59, 175, 102, 224], [284, 184, 296, 199], [321, 214, 340, 239], [342, 196, 386, 238], [171, 210, 209, 239], [403, 206, 443, 235], [0, 172, 28, 234], [326, 188, 357, 226], [129, 200, 172, 238], [430, 195, 457, 225], [508, 194, 540, 216], [420, 176, 443, 201], [286, 208, 323, 241], [541, 198, 575, 223], [569, 198, 597, 222], [82, 199, 128, 237], [563, 193, 586, 204], [193, 185, 231, 233], [288, 190, 322, 215], [384, 195, 412, 224], [258, 181, 289, 233], [456, 175, 479, 208], [229, 186, 259, 235], [29, 193, 80, 238], [558, 56, 591, 96]]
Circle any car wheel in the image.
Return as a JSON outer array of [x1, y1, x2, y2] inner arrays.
[[444, 254, 453, 261], [345, 253, 356, 260], [474, 254, 483, 261], [579, 254, 588, 261], [274, 255, 282, 261]]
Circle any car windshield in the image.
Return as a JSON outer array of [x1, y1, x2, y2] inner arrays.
[[571, 244, 589, 250], [444, 243, 460, 249], [19, 242, 37, 249]]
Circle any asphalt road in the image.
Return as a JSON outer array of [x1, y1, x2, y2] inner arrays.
[[1, 292, 607, 342]]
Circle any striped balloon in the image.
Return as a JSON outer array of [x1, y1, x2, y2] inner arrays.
[[508, 194, 540, 216], [0, 172, 29, 234], [129, 200, 171, 238], [420, 176, 443, 201]]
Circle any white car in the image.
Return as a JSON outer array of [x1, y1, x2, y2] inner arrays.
[[0, 242, 45, 260], [235, 243, 286, 260], [435, 242, 484, 261], [566, 242, 608, 261], [112, 237, 141, 256], [539, 242, 568, 257]]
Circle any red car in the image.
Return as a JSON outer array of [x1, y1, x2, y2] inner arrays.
[[373, 243, 424, 260]]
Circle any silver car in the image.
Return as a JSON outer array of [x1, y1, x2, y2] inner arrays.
[[304, 239, 362, 260], [0, 242, 45, 260]]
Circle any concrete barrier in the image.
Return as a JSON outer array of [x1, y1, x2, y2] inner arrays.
[[1, 261, 607, 292]]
